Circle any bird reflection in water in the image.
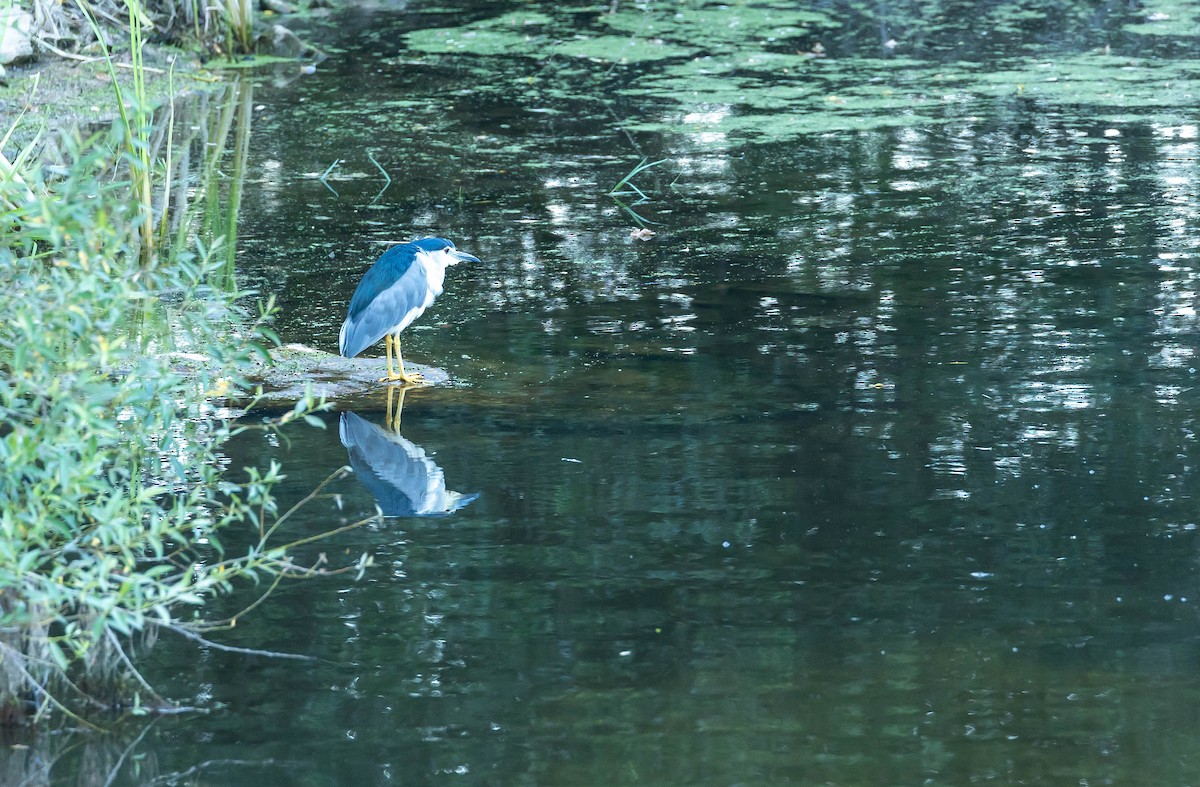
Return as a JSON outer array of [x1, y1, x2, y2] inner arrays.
[[339, 387, 479, 517]]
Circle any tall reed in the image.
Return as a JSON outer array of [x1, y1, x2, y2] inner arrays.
[[75, 0, 156, 266], [224, 0, 255, 54]]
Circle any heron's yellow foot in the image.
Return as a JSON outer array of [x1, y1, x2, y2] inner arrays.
[[378, 335, 427, 385], [378, 371, 426, 385]]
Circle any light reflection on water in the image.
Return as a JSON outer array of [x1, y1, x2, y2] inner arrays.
[[34, 3, 1200, 785]]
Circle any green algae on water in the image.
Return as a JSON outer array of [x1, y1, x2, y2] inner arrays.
[[551, 35, 698, 63], [598, 3, 839, 52], [404, 10, 554, 55], [396, 2, 1200, 146]]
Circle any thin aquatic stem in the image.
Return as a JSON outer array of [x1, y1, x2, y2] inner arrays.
[[318, 158, 341, 196], [368, 150, 392, 203], [609, 156, 668, 196], [155, 61, 177, 248]]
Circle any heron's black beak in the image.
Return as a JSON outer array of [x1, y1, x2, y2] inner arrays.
[[451, 250, 480, 265]]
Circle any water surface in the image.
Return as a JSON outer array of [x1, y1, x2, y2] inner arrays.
[[52, 1, 1200, 783]]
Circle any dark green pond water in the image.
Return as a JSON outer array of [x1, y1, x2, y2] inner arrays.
[[39, 1, 1200, 784]]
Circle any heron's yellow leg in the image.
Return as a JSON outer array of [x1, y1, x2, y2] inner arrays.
[[394, 339, 425, 385], [378, 334, 426, 385], [379, 335, 409, 383]]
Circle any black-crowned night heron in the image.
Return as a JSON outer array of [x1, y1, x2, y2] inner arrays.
[[339, 236, 480, 384]]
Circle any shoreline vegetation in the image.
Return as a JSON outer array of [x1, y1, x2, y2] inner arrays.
[[0, 0, 351, 728], [1, 0, 323, 148]]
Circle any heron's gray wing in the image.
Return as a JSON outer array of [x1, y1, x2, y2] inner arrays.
[[340, 264, 432, 358], [346, 244, 417, 320]]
